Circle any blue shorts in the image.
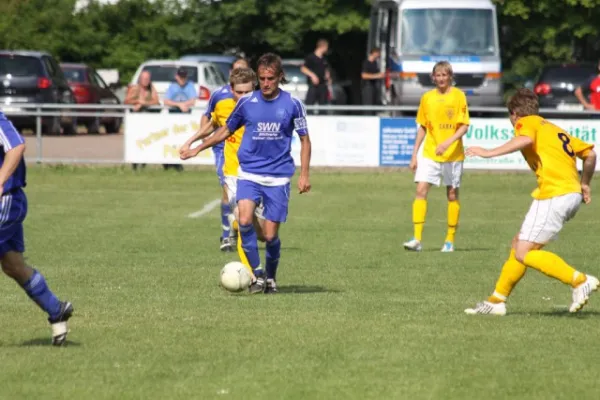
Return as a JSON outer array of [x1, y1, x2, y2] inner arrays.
[[0, 188, 27, 257], [237, 180, 290, 223], [212, 146, 225, 186]]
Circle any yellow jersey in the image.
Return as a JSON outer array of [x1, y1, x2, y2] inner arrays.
[[209, 88, 245, 177], [515, 115, 594, 199], [416, 87, 470, 162]]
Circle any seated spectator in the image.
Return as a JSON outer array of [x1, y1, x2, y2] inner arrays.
[[163, 67, 198, 113], [124, 70, 160, 112], [125, 71, 160, 170], [161, 67, 197, 171]]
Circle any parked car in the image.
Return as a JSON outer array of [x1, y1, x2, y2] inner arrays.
[[179, 54, 236, 82], [281, 59, 348, 106], [0, 50, 77, 134], [60, 63, 121, 133], [533, 63, 597, 111], [130, 60, 227, 109]]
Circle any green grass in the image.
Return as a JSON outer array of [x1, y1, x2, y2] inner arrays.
[[1, 166, 600, 399]]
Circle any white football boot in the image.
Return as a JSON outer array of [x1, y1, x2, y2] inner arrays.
[[569, 275, 599, 313], [441, 242, 455, 252], [403, 238, 422, 252], [464, 301, 507, 316]]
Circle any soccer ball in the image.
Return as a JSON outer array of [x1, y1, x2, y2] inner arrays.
[[220, 262, 252, 292]]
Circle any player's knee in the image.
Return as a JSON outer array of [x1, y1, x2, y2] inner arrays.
[[514, 248, 528, 264], [238, 213, 253, 226], [447, 189, 459, 201], [1, 258, 22, 278], [263, 232, 278, 243]]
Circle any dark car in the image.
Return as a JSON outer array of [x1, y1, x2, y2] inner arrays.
[[0, 50, 77, 134], [534, 63, 597, 111], [60, 63, 121, 133]]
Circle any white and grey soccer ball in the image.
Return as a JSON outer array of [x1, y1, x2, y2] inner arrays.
[[220, 262, 252, 292]]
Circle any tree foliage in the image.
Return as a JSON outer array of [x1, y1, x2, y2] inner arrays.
[[0, 0, 599, 95]]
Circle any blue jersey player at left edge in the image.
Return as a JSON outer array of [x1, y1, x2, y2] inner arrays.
[[0, 112, 73, 346]]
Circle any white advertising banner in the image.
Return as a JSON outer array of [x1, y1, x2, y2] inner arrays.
[[124, 112, 215, 165], [463, 118, 600, 170], [296, 116, 380, 167], [126, 113, 381, 168]]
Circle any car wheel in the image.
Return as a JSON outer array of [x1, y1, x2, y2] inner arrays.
[[62, 117, 78, 136], [104, 118, 122, 134], [87, 117, 101, 134]]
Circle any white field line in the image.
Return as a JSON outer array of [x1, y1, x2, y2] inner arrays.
[[187, 198, 221, 218]]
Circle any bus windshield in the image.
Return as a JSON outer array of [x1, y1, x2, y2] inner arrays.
[[400, 9, 497, 56]]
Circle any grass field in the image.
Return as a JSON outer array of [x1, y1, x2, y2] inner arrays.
[[1, 166, 600, 400]]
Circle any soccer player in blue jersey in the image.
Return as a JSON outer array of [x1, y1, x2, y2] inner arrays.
[[0, 113, 73, 345], [181, 53, 312, 294], [197, 57, 250, 252]]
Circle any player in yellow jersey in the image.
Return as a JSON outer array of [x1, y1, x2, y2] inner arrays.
[[464, 88, 598, 315], [404, 61, 470, 252], [180, 68, 265, 270], [182, 57, 249, 252]]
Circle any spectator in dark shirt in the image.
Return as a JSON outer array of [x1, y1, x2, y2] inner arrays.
[[301, 39, 331, 109], [361, 47, 386, 112], [575, 61, 600, 111]]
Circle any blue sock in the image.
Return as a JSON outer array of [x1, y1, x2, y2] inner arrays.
[[21, 270, 62, 320], [239, 223, 262, 276], [266, 237, 281, 280], [221, 202, 231, 239]]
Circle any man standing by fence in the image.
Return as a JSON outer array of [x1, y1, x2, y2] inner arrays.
[[301, 39, 331, 111]]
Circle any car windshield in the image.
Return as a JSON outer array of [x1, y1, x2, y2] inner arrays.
[[62, 68, 86, 83], [282, 65, 305, 83], [212, 62, 230, 81], [400, 9, 496, 56], [541, 66, 596, 84], [0, 55, 43, 77], [141, 65, 198, 82]]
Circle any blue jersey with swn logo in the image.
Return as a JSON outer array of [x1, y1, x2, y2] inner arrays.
[[0, 112, 26, 193], [226, 90, 308, 178]]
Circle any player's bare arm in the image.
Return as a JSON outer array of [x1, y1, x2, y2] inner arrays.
[[298, 134, 312, 194], [180, 126, 233, 160], [574, 86, 596, 111], [410, 125, 427, 172], [435, 124, 469, 156], [466, 136, 533, 158], [580, 149, 596, 204], [300, 65, 319, 85], [179, 119, 218, 155], [0, 144, 25, 187]]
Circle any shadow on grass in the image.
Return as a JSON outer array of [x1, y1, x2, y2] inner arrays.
[[511, 310, 600, 318], [417, 247, 494, 253], [277, 285, 340, 295], [18, 338, 82, 347]]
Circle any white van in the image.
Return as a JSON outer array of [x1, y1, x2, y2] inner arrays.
[[368, 0, 504, 107]]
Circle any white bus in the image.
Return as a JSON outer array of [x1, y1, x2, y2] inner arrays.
[[368, 0, 504, 108]]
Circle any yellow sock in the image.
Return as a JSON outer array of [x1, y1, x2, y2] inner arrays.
[[237, 231, 253, 275], [445, 200, 460, 243], [523, 250, 586, 287], [232, 220, 238, 231], [488, 249, 526, 303], [413, 199, 427, 241]]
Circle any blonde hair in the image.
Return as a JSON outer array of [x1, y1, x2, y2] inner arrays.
[[432, 61, 453, 77], [507, 88, 539, 118], [230, 67, 257, 86]]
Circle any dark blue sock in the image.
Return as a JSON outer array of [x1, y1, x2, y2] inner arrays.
[[239, 223, 262, 276], [266, 237, 281, 280], [21, 270, 62, 320], [221, 202, 231, 239]]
